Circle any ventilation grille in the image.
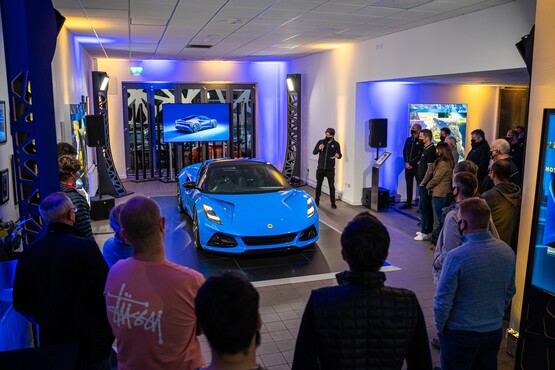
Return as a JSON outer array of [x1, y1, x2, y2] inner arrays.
[[186, 44, 212, 49]]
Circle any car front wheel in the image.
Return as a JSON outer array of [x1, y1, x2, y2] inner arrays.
[[193, 123, 200, 132]]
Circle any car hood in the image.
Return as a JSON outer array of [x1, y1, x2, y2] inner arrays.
[[201, 189, 315, 234]]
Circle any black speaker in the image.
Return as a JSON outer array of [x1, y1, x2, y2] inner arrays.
[[86, 115, 107, 147], [90, 195, 115, 221], [369, 119, 387, 148], [362, 187, 390, 209]]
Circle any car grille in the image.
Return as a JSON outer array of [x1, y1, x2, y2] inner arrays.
[[242, 233, 297, 246]]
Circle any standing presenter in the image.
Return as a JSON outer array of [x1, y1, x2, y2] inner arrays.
[[313, 128, 342, 209]]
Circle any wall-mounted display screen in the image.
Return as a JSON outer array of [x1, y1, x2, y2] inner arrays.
[[163, 103, 231, 143], [0, 101, 6, 144], [530, 109, 555, 295], [409, 104, 467, 161]]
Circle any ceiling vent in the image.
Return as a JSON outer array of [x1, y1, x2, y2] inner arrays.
[[186, 44, 213, 49]]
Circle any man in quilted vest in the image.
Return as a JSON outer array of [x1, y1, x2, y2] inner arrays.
[[292, 212, 432, 370]]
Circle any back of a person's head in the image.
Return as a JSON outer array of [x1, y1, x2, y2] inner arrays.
[[340, 212, 390, 271], [491, 159, 511, 182], [445, 135, 457, 148], [120, 196, 161, 245], [58, 155, 81, 180], [453, 160, 478, 176], [40, 192, 73, 224], [57, 142, 77, 157], [458, 198, 491, 230], [453, 172, 478, 198], [109, 203, 125, 234], [195, 272, 259, 355], [491, 138, 510, 155]]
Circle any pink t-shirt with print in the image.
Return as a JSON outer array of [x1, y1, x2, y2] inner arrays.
[[105, 258, 205, 370]]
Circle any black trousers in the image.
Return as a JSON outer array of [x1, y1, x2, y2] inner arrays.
[[315, 168, 336, 205], [405, 167, 417, 204]]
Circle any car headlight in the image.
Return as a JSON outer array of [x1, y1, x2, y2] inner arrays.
[[202, 204, 222, 224], [307, 198, 315, 218]]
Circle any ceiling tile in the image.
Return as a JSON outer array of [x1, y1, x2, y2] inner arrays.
[[372, 0, 432, 10], [313, 3, 367, 14], [353, 6, 402, 17]]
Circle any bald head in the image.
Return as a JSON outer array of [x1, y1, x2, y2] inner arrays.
[[120, 196, 165, 250], [491, 139, 510, 155]]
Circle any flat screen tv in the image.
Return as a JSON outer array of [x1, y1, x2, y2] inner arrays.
[[530, 109, 555, 295], [0, 101, 6, 144], [163, 103, 231, 143], [409, 103, 467, 161]]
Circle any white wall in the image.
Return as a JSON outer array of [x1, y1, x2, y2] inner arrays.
[[291, 0, 535, 204], [0, 8, 18, 224], [96, 59, 288, 179], [51, 27, 98, 195]]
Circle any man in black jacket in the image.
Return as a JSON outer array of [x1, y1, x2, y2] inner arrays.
[[292, 212, 432, 370], [313, 128, 342, 209], [466, 129, 490, 189], [13, 192, 114, 370], [415, 129, 437, 241], [402, 123, 423, 209]]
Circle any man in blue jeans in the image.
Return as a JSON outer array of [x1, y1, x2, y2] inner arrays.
[[434, 198, 516, 370], [414, 129, 436, 241]]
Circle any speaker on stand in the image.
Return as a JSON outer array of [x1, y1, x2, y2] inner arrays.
[[86, 115, 115, 220]]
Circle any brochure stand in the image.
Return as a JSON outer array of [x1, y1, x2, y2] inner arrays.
[[370, 152, 391, 211]]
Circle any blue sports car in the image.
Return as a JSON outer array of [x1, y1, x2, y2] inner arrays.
[[177, 159, 319, 253], [175, 115, 217, 133]]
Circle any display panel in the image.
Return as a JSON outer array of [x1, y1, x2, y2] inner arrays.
[[163, 103, 231, 143], [530, 109, 555, 294], [409, 104, 467, 161], [0, 101, 6, 144]]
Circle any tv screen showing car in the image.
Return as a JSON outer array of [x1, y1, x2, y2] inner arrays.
[[163, 103, 231, 143], [409, 103, 467, 161]]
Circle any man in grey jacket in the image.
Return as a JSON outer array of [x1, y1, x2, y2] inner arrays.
[[482, 159, 521, 250], [434, 198, 515, 370]]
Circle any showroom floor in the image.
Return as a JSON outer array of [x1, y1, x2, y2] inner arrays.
[[92, 179, 515, 370]]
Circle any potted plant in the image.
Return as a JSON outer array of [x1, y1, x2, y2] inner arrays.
[[0, 220, 24, 291]]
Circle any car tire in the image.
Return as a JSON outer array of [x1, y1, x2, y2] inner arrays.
[[193, 123, 200, 132], [192, 210, 202, 249], [212, 121, 217, 128]]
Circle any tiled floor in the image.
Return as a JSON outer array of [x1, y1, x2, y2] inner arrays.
[[93, 180, 516, 370]]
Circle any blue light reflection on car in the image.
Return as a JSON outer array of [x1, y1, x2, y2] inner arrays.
[[175, 115, 218, 133], [177, 159, 319, 253]]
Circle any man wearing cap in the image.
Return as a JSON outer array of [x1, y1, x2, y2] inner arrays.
[[313, 128, 342, 209]]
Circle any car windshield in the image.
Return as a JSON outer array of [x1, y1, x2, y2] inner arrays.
[[205, 162, 291, 194]]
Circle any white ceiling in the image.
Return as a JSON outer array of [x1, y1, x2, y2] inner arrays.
[[52, 0, 516, 61]]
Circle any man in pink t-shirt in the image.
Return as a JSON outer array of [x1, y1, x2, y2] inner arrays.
[[104, 196, 205, 370]]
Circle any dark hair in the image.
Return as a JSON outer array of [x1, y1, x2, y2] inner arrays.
[[459, 198, 491, 230], [471, 129, 485, 139], [516, 125, 525, 133], [58, 155, 81, 181], [420, 129, 432, 140], [195, 272, 259, 355], [326, 128, 335, 136], [435, 142, 454, 168], [453, 160, 478, 176], [340, 212, 390, 271], [490, 159, 511, 181], [453, 172, 478, 198], [57, 142, 77, 157], [440, 127, 451, 135]]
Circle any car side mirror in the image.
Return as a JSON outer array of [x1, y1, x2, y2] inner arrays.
[[183, 181, 198, 190]]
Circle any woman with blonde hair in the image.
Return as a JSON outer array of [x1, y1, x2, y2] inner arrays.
[[426, 142, 455, 225]]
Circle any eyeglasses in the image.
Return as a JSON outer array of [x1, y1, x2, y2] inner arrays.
[[410, 130, 418, 134], [70, 207, 78, 213]]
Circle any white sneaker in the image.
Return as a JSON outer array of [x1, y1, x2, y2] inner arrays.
[[415, 231, 423, 236], [414, 233, 430, 241]]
